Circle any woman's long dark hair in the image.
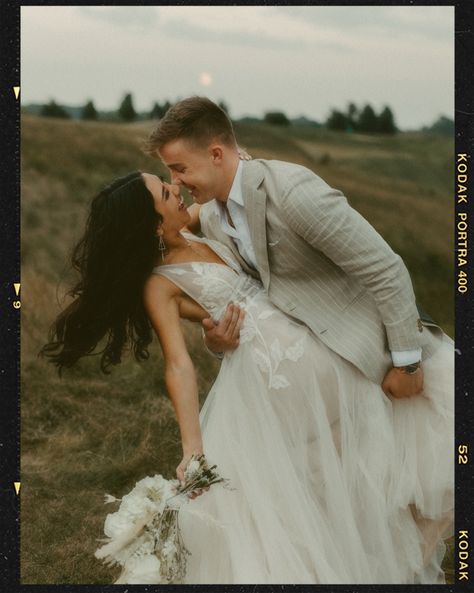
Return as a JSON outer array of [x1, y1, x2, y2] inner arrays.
[[40, 171, 163, 374]]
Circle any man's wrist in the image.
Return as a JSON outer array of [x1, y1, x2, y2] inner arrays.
[[204, 338, 224, 359], [390, 347, 422, 367], [202, 327, 224, 359], [393, 361, 422, 375]]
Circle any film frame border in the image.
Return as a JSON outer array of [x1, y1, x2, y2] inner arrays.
[[0, 1, 472, 590]]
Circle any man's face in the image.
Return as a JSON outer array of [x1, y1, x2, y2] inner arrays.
[[158, 138, 222, 205]]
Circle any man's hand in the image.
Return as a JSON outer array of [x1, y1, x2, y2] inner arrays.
[[381, 367, 424, 399], [202, 303, 245, 354], [237, 145, 252, 160]]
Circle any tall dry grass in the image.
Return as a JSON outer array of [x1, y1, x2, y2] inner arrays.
[[21, 114, 453, 583]]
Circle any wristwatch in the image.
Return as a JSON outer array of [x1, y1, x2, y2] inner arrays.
[[394, 361, 421, 375]]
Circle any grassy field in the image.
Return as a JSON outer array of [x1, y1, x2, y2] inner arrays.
[[20, 114, 454, 583]]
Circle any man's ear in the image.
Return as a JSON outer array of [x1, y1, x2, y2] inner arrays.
[[209, 144, 224, 165]]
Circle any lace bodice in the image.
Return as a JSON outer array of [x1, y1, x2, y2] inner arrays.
[[152, 234, 309, 390], [152, 234, 263, 323]]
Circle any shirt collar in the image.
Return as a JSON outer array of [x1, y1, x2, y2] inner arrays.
[[213, 160, 244, 219], [227, 160, 244, 206]]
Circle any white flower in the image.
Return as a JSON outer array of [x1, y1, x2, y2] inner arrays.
[[103, 492, 163, 541], [165, 492, 188, 511], [116, 553, 162, 584], [162, 538, 177, 558], [104, 512, 134, 539], [104, 494, 121, 504], [134, 474, 168, 498], [161, 480, 179, 501], [96, 466, 228, 583], [120, 491, 159, 518], [99, 474, 177, 560], [184, 459, 200, 480], [96, 520, 154, 566]]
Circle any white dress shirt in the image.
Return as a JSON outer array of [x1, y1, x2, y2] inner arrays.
[[215, 160, 257, 269], [216, 160, 421, 367]]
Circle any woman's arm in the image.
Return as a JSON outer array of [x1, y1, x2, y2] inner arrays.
[[143, 275, 203, 481]]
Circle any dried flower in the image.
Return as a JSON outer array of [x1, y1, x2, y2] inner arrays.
[[95, 454, 228, 584]]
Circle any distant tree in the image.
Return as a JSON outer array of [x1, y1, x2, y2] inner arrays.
[[291, 115, 321, 128], [424, 115, 454, 136], [81, 100, 98, 121], [40, 100, 70, 119], [357, 104, 378, 133], [377, 106, 397, 134], [118, 93, 136, 122], [162, 100, 172, 116], [149, 102, 164, 120], [218, 100, 230, 115], [264, 111, 290, 126], [326, 109, 349, 131], [347, 102, 359, 131], [237, 116, 262, 124]]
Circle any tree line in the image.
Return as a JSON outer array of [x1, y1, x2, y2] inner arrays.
[[38, 94, 396, 135], [326, 103, 396, 134], [36, 93, 452, 136], [39, 94, 229, 123]]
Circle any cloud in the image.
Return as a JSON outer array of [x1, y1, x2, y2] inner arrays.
[[20, 5, 453, 129], [273, 6, 453, 43], [161, 16, 306, 51], [79, 6, 158, 31], [156, 5, 452, 56], [78, 6, 310, 51]]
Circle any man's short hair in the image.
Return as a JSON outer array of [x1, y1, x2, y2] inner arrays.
[[143, 96, 236, 156]]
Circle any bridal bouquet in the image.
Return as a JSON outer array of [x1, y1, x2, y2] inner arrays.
[[95, 454, 228, 584]]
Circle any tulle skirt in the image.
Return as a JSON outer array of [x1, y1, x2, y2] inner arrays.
[[179, 325, 454, 584]]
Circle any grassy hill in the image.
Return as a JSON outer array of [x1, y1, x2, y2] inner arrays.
[[20, 114, 454, 583]]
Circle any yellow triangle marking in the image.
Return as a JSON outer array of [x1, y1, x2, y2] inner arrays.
[[14, 482, 21, 495], [13, 87, 20, 100], [13, 283, 20, 296]]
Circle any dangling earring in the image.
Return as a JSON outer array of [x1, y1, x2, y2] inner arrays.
[[158, 235, 167, 262]]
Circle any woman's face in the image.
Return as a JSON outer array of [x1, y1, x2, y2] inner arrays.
[[142, 173, 190, 233]]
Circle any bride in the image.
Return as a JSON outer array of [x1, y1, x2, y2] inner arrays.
[[42, 171, 454, 584]]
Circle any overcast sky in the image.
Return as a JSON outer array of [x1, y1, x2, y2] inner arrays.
[[21, 5, 454, 130]]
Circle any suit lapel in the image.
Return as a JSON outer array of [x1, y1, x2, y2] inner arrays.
[[205, 204, 259, 278], [241, 161, 270, 289]]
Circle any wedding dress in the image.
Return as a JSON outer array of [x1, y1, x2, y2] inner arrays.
[[152, 232, 454, 584]]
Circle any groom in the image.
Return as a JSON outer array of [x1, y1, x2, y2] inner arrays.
[[144, 96, 442, 398]]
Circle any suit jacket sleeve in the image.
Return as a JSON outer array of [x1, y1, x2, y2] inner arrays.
[[281, 166, 422, 353]]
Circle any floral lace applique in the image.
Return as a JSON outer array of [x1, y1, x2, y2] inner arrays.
[[190, 262, 236, 316], [232, 296, 267, 345], [157, 255, 307, 392], [252, 329, 307, 391]]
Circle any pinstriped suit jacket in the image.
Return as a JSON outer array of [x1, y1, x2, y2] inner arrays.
[[199, 159, 443, 384]]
